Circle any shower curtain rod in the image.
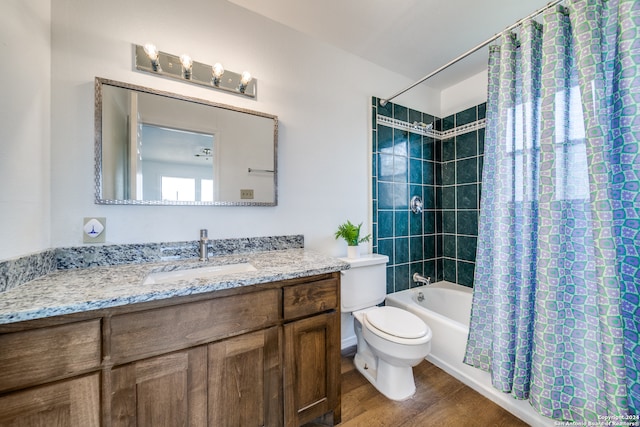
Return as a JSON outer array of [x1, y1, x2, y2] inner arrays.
[[379, 0, 564, 107]]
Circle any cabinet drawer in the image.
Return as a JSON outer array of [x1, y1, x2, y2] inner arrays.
[[283, 278, 338, 321], [0, 320, 101, 393], [110, 288, 280, 364], [0, 373, 100, 426]]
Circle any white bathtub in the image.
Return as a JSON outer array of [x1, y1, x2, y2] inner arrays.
[[385, 281, 554, 427]]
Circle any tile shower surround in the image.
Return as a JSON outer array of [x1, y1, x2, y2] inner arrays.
[[372, 97, 485, 292]]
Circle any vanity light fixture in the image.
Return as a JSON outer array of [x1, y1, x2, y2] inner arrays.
[[134, 43, 257, 98]]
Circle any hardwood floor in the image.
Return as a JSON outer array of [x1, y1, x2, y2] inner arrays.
[[307, 352, 530, 427]]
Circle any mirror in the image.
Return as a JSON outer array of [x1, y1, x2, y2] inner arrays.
[[95, 77, 278, 205]]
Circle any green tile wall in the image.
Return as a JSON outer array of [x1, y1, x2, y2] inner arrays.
[[371, 97, 485, 291]]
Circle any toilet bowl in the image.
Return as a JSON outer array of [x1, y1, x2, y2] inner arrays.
[[353, 306, 432, 400], [340, 254, 432, 400]]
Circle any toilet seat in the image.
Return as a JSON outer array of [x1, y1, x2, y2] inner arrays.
[[363, 307, 432, 345], [366, 306, 428, 338]]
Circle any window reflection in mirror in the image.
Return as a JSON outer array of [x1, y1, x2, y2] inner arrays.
[[96, 78, 277, 206], [139, 125, 216, 202]]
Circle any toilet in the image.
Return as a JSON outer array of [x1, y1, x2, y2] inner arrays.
[[340, 254, 432, 401]]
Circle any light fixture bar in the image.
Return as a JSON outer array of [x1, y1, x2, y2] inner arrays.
[[133, 44, 257, 98]]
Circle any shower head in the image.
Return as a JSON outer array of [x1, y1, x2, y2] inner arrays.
[[412, 121, 433, 131]]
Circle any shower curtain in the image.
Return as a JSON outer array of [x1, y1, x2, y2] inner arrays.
[[463, 0, 639, 423]]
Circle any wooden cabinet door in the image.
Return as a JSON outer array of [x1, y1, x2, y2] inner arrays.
[[208, 327, 281, 427], [0, 373, 100, 427], [110, 346, 207, 427], [284, 311, 341, 427]]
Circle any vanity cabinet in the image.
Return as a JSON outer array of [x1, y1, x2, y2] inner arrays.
[[283, 278, 341, 427], [110, 347, 208, 426], [208, 327, 281, 426], [0, 319, 102, 427], [0, 272, 341, 427], [106, 288, 281, 426], [109, 328, 282, 427], [0, 374, 101, 426]]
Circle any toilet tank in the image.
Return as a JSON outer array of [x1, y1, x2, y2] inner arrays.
[[339, 254, 389, 312]]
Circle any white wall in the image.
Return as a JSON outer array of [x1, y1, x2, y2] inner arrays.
[[47, 0, 440, 257], [2, 0, 493, 262], [439, 70, 488, 118], [0, 0, 51, 260]]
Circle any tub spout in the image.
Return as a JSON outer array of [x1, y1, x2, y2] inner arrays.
[[413, 273, 431, 286]]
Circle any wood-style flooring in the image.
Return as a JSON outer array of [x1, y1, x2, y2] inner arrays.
[[309, 352, 530, 427]]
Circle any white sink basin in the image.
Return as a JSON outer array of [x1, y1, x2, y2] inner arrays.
[[143, 262, 257, 285]]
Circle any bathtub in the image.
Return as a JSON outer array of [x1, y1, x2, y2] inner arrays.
[[385, 281, 554, 427]]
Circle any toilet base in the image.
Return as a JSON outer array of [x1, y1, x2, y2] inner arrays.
[[354, 352, 417, 401]]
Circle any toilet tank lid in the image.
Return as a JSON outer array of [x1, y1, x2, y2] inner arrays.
[[365, 306, 428, 339], [338, 253, 389, 268]]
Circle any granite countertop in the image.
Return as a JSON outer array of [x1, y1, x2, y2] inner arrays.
[[0, 249, 350, 325]]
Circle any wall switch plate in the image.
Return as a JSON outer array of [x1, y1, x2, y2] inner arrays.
[[83, 217, 106, 243], [240, 189, 254, 199]]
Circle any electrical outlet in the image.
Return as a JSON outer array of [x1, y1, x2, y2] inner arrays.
[[240, 189, 254, 199], [83, 217, 106, 243]]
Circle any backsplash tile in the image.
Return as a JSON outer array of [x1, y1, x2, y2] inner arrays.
[[372, 97, 485, 290], [0, 250, 57, 292], [57, 235, 305, 269], [1, 235, 305, 291]]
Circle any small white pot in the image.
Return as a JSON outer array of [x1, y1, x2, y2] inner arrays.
[[347, 245, 360, 259]]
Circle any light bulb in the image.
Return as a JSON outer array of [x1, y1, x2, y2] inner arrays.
[[240, 71, 252, 85], [143, 43, 160, 71], [143, 43, 158, 61], [212, 63, 225, 78], [180, 54, 193, 79], [179, 54, 193, 70]]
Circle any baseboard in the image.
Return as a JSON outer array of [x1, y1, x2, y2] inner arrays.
[[341, 345, 356, 357], [341, 336, 357, 351]]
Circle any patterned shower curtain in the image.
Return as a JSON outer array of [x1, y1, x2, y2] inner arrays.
[[463, 0, 639, 423]]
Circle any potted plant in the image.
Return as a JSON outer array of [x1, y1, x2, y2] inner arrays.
[[335, 220, 371, 258]]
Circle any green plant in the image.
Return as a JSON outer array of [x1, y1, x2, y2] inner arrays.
[[334, 220, 371, 246]]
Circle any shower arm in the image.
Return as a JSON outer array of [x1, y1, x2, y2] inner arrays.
[[379, 0, 563, 107]]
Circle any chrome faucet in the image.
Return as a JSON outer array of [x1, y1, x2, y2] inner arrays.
[[413, 273, 431, 286], [199, 229, 209, 261]]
